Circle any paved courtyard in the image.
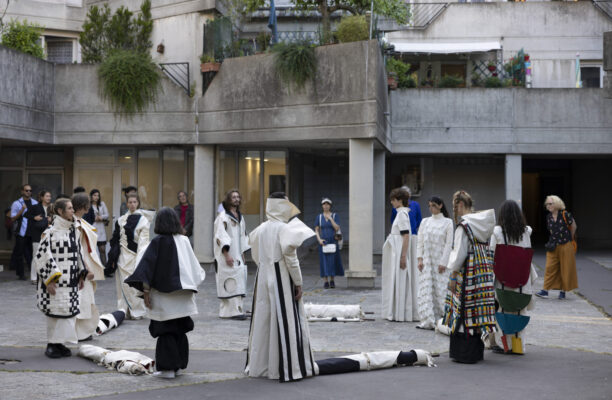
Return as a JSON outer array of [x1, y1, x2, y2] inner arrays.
[[0, 248, 610, 400]]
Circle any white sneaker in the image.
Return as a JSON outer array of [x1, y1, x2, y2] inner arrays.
[[153, 370, 176, 379]]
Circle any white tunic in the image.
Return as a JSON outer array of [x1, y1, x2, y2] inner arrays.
[[213, 211, 250, 299], [115, 210, 150, 318], [245, 199, 318, 382], [416, 213, 454, 328], [381, 207, 417, 322], [489, 225, 537, 353]]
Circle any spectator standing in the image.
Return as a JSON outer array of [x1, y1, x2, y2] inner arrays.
[[415, 196, 453, 330], [90, 189, 110, 265], [174, 191, 194, 239], [535, 195, 578, 300], [120, 186, 138, 216], [27, 190, 52, 284], [9, 184, 38, 280], [314, 198, 344, 289]]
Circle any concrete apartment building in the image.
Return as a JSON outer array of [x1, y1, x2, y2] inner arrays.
[[1, 0, 611, 287]]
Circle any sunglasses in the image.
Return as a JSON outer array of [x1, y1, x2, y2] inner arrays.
[[24, 189, 32, 192]]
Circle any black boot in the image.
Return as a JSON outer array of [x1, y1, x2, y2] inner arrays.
[[45, 343, 63, 359], [56, 343, 72, 357]]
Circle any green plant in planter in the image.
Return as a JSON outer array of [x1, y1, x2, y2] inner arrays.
[[484, 76, 503, 88], [438, 74, 464, 88], [386, 57, 414, 88], [272, 40, 316, 90], [98, 50, 161, 115], [336, 15, 369, 43], [200, 53, 216, 63], [0, 19, 44, 59], [255, 31, 271, 52], [502, 78, 513, 88]]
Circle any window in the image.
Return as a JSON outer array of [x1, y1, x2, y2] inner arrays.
[[580, 66, 602, 88], [46, 39, 74, 64]]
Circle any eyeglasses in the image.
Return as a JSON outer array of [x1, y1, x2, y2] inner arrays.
[[24, 189, 32, 192]]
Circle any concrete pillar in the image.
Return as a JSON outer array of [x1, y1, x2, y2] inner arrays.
[[373, 149, 385, 255], [193, 144, 215, 263], [505, 154, 522, 205], [346, 139, 376, 288]]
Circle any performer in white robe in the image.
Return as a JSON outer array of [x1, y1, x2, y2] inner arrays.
[[213, 190, 250, 319], [245, 193, 318, 382], [34, 199, 87, 358], [382, 188, 417, 322], [106, 194, 150, 319], [416, 196, 454, 330], [72, 193, 105, 341]]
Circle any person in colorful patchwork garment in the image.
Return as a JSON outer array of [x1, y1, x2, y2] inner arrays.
[[443, 190, 497, 364], [34, 198, 88, 358]]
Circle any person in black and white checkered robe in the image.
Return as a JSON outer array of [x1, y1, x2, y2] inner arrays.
[[34, 199, 88, 358]]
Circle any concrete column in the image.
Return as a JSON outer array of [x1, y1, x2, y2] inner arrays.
[[347, 139, 376, 288], [505, 154, 522, 205], [373, 149, 385, 255], [193, 144, 215, 263]]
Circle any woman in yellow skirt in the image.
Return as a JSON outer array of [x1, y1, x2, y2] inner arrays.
[[535, 195, 578, 300]]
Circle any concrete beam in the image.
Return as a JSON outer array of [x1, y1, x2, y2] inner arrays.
[[505, 154, 522, 205], [346, 139, 376, 288]]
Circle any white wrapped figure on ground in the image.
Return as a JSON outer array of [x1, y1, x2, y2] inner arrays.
[[245, 193, 318, 382], [382, 188, 418, 322], [213, 189, 250, 319], [71, 193, 105, 340], [105, 194, 150, 320]]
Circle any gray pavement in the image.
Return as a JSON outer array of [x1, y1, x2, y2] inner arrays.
[[0, 247, 611, 400]]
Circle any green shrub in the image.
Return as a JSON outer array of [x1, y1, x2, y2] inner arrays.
[[484, 76, 502, 88], [98, 50, 161, 115], [398, 76, 416, 88], [200, 53, 215, 63], [386, 57, 410, 77], [336, 15, 369, 43], [255, 31, 271, 52], [1, 19, 44, 59], [272, 40, 316, 90], [438, 74, 464, 88], [502, 78, 513, 87]]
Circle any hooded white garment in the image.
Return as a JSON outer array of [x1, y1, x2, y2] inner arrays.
[[213, 210, 250, 317], [75, 217, 105, 340], [245, 198, 318, 382], [448, 210, 496, 273], [381, 207, 418, 322]]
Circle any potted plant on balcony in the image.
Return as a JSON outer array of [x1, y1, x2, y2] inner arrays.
[[200, 54, 221, 73], [487, 61, 497, 72]]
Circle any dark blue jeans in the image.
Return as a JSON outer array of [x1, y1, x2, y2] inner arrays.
[[10, 235, 32, 278]]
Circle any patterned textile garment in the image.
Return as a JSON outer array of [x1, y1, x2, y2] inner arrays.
[[34, 215, 87, 343], [443, 222, 497, 336], [416, 213, 454, 329]]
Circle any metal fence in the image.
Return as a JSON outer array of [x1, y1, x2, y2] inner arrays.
[[159, 62, 191, 96]]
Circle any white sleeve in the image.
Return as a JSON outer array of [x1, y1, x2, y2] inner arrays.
[[448, 227, 468, 273], [214, 216, 232, 253], [282, 246, 303, 287], [136, 218, 150, 259], [489, 226, 500, 256], [416, 219, 426, 259], [397, 210, 411, 234], [439, 220, 454, 267]]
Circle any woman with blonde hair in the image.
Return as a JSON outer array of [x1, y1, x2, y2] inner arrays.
[[535, 195, 578, 300]]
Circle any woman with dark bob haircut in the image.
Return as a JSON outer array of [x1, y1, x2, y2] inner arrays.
[[126, 206, 205, 379], [154, 207, 185, 236]]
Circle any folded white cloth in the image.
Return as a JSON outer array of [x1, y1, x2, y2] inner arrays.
[[304, 303, 364, 322], [78, 344, 155, 375]]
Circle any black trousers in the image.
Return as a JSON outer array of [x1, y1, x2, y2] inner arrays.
[[10, 235, 32, 278], [149, 316, 194, 371]]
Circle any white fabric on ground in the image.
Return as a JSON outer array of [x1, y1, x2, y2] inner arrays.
[[78, 344, 154, 375], [304, 303, 364, 322]]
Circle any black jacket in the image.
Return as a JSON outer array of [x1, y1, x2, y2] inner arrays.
[[174, 204, 194, 237], [23, 203, 49, 242]]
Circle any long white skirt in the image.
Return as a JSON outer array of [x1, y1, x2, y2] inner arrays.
[[115, 252, 146, 319], [76, 280, 100, 340], [381, 234, 418, 322], [219, 296, 245, 318], [47, 316, 77, 344]]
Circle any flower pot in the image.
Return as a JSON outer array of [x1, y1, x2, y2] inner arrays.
[[201, 62, 221, 73], [388, 76, 398, 90], [487, 65, 496, 72]]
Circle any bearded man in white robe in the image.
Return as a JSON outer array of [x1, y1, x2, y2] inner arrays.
[[245, 192, 318, 382], [213, 189, 250, 319]]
